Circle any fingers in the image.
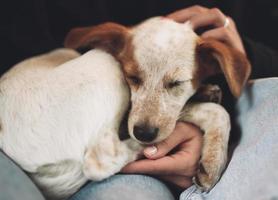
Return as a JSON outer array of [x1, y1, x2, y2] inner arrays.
[[189, 8, 227, 30], [201, 25, 246, 54], [121, 150, 197, 176], [168, 6, 227, 30], [201, 27, 231, 42], [159, 175, 193, 188], [167, 5, 208, 23], [167, 6, 246, 55], [144, 123, 202, 159]]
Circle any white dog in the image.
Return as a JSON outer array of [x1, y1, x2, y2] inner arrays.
[[0, 17, 250, 199]]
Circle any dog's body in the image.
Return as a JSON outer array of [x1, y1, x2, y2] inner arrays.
[[0, 17, 250, 199], [0, 48, 134, 198]]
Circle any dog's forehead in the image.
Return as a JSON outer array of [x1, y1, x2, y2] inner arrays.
[[131, 17, 198, 75]]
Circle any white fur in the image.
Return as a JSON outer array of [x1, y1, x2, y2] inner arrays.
[[0, 48, 131, 199]]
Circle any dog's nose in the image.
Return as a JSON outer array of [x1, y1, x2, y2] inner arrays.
[[133, 124, 159, 142]]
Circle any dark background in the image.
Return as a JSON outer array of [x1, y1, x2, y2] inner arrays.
[[1, 0, 278, 76]]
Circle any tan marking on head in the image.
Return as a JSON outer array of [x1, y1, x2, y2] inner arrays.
[[117, 38, 142, 91]]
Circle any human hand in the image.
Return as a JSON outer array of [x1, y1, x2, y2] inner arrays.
[[167, 5, 246, 55], [121, 122, 203, 189]]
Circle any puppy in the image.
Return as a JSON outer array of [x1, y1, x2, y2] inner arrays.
[[0, 17, 250, 199]]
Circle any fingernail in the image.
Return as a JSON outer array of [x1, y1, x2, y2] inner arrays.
[[144, 145, 158, 156]]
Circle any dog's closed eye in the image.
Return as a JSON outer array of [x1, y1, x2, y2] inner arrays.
[[165, 80, 190, 89], [126, 75, 142, 85]]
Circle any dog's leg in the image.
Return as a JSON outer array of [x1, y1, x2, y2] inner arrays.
[[82, 129, 140, 181], [179, 102, 230, 191]]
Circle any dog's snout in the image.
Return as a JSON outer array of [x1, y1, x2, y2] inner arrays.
[[133, 124, 159, 142]]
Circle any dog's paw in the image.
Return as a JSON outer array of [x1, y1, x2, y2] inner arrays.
[[82, 133, 136, 181], [193, 152, 227, 192], [193, 163, 219, 192], [82, 150, 116, 181]]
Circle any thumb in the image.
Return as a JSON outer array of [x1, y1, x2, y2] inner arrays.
[[144, 139, 177, 159], [144, 123, 200, 159], [144, 141, 174, 159]]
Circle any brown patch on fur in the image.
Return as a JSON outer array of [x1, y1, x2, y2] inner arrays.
[[64, 23, 142, 90], [191, 78, 201, 91], [64, 22, 129, 56], [117, 37, 142, 91], [202, 130, 224, 165], [191, 65, 202, 91], [195, 38, 251, 97]]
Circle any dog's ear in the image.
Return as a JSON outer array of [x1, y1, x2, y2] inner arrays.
[[195, 38, 251, 97], [64, 22, 129, 56]]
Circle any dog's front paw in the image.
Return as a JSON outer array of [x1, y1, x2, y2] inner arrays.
[[181, 102, 230, 192], [193, 150, 227, 192], [82, 149, 120, 181], [82, 133, 136, 181]]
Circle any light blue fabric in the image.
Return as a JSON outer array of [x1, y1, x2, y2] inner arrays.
[[180, 78, 278, 200], [69, 174, 175, 200], [0, 151, 45, 200]]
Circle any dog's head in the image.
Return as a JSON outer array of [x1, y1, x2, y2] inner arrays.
[[65, 17, 251, 144]]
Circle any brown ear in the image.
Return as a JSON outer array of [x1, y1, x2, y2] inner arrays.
[[196, 39, 251, 97], [64, 22, 129, 56]]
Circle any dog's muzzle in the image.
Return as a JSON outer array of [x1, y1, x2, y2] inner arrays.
[[133, 124, 159, 143]]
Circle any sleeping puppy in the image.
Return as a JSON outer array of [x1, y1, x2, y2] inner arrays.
[[0, 17, 250, 199]]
